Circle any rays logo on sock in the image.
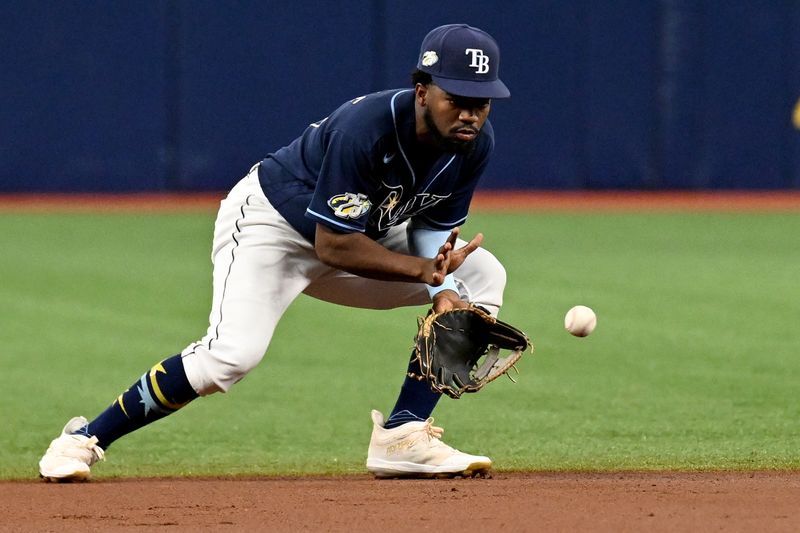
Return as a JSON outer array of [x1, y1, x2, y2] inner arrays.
[[136, 360, 194, 418], [328, 192, 371, 219]]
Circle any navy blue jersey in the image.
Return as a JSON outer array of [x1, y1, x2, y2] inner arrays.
[[258, 89, 494, 242]]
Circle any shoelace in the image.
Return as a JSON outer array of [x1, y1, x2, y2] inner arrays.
[[421, 418, 463, 454], [422, 418, 445, 440], [84, 436, 106, 463]]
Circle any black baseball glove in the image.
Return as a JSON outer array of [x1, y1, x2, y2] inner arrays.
[[409, 306, 533, 399]]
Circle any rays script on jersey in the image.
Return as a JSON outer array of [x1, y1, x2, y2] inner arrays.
[[375, 183, 449, 231]]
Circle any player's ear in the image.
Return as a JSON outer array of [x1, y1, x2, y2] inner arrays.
[[415, 83, 429, 106]]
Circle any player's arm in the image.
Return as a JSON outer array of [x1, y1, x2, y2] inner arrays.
[[314, 223, 481, 285], [408, 222, 483, 311]]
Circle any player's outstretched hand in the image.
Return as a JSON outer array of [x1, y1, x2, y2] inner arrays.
[[428, 228, 483, 286], [432, 289, 469, 312]]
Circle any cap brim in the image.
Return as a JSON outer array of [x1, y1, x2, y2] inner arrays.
[[431, 76, 510, 99]]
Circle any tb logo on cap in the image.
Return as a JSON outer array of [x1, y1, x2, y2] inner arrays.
[[465, 48, 490, 74]]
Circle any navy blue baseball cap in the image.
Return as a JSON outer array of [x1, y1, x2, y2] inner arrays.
[[417, 24, 510, 99]]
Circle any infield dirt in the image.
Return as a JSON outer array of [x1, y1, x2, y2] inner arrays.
[[3, 472, 799, 532]]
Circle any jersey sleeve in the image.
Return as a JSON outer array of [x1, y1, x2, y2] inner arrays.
[[305, 129, 377, 233]]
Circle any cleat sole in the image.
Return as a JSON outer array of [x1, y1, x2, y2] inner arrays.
[[370, 461, 492, 480]]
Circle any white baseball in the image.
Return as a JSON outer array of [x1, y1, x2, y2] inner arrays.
[[564, 305, 597, 337]]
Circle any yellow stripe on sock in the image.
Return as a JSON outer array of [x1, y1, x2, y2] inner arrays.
[[149, 362, 190, 410], [117, 394, 129, 418]]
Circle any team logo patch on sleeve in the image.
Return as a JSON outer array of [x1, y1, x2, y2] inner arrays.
[[328, 192, 372, 219]]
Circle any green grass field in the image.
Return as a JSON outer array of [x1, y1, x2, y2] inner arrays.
[[2, 209, 799, 479]]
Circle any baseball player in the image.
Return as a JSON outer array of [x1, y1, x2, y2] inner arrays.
[[39, 23, 511, 480]]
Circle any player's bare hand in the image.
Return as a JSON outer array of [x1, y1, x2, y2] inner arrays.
[[427, 228, 484, 286], [432, 290, 469, 313]]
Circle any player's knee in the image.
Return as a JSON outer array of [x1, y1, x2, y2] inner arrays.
[[479, 256, 507, 313], [181, 339, 267, 395], [486, 254, 507, 296], [458, 249, 506, 315]]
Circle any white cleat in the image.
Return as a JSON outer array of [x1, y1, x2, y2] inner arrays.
[[38, 416, 105, 482], [366, 410, 492, 479]]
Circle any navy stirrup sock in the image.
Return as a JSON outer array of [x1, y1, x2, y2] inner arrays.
[[78, 354, 199, 449], [384, 354, 442, 429]]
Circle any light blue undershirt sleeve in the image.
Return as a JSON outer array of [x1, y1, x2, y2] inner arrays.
[[407, 222, 459, 299]]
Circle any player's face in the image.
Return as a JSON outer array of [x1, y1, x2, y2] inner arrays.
[[416, 83, 491, 154]]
